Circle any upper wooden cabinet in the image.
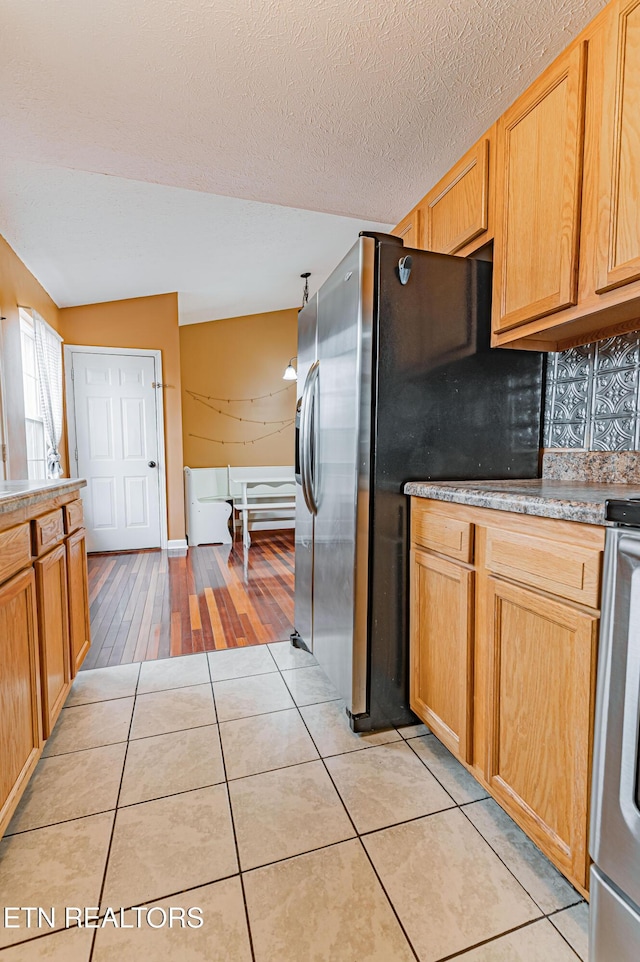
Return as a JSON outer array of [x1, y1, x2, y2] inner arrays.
[[390, 0, 640, 349], [390, 208, 421, 249], [491, 2, 640, 349], [493, 43, 587, 333], [424, 135, 492, 256], [597, 0, 640, 294], [391, 128, 494, 256]]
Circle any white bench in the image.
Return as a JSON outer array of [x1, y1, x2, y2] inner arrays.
[[227, 465, 296, 549], [184, 467, 232, 545]]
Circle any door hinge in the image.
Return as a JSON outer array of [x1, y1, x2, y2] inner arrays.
[[74, 448, 78, 462], [1, 444, 6, 463], [70, 367, 74, 381]]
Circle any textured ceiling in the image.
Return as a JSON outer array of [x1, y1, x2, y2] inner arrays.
[[0, 0, 608, 320]]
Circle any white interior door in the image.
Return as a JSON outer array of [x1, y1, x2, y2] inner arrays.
[[70, 351, 162, 551]]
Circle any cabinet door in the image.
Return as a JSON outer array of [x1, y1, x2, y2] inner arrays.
[[493, 42, 587, 332], [597, 0, 640, 293], [485, 576, 597, 889], [0, 567, 42, 836], [410, 548, 474, 762], [66, 528, 91, 677], [391, 208, 422, 249], [35, 544, 71, 738], [425, 137, 490, 255]]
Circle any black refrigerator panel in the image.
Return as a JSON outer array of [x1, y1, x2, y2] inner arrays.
[[374, 245, 543, 486], [358, 238, 544, 732]]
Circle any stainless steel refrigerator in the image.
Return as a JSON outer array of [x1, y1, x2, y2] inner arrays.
[[292, 232, 543, 732]]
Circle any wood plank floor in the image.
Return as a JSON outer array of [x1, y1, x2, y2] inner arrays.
[[81, 530, 295, 669]]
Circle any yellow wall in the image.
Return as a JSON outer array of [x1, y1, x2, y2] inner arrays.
[[180, 308, 297, 468], [58, 293, 185, 542], [0, 235, 62, 477]]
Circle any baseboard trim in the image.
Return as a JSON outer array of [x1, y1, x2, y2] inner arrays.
[[167, 538, 188, 555]]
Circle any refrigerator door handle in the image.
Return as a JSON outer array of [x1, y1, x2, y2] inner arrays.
[[298, 366, 311, 506], [294, 397, 303, 486], [300, 361, 319, 516]]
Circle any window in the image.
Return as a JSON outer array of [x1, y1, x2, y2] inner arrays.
[[20, 308, 48, 479]]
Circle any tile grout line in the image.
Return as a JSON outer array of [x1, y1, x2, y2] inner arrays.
[[457, 802, 553, 920], [5, 650, 588, 960], [87, 661, 141, 962], [434, 914, 583, 962], [207, 653, 258, 962], [283, 667, 422, 962], [403, 737, 587, 923], [284, 671, 587, 960]]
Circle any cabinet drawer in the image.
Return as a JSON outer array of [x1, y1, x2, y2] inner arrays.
[[64, 499, 84, 535], [0, 523, 32, 583], [412, 504, 473, 563], [32, 510, 65, 556], [484, 528, 601, 607]]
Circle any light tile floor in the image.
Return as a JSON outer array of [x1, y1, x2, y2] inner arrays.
[[0, 644, 589, 961]]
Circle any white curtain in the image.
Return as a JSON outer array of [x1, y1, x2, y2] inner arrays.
[[32, 310, 64, 479]]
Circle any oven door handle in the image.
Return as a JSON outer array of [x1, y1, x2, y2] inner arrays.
[[617, 536, 640, 827]]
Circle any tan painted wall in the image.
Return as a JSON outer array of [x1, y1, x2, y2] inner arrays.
[[58, 293, 185, 542], [0, 234, 63, 478], [180, 308, 297, 468]]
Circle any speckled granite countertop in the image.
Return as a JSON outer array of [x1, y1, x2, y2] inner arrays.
[[0, 478, 85, 515], [404, 479, 640, 525]]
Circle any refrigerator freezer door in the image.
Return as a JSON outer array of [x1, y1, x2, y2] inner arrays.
[[293, 295, 318, 650], [313, 236, 375, 716]]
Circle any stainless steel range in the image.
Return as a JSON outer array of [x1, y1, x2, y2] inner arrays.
[[590, 498, 640, 960]]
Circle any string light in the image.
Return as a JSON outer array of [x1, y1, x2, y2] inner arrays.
[[189, 421, 295, 446], [187, 392, 292, 424], [186, 385, 294, 404]]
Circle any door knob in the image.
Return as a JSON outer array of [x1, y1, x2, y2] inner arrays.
[[148, 460, 157, 468]]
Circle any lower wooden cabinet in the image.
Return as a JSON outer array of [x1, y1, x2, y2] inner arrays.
[[0, 485, 91, 839], [66, 527, 91, 676], [34, 543, 71, 739], [410, 548, 474, 762], [485, 576, 598, 889], [410, 497, 604, 895], [0, 567, 42, 834]]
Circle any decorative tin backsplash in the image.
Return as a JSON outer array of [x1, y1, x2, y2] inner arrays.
[[544, 332, 640, 451]]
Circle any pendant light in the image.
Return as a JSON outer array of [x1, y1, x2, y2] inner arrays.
[[282, 272, 311, 380], [283, 357, 297, 380]]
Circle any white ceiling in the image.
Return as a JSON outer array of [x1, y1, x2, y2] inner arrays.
[[0, 157, 389, 323], [0, 0, 607, 323]]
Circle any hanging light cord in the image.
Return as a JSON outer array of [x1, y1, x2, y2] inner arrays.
[[301, 272, 310, 308]]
